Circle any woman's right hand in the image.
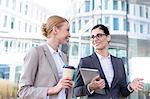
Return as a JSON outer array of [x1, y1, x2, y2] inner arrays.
[[88, 75, 105, 91], [47, 79, 73, 95]]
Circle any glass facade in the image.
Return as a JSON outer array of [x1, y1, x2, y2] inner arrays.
[[0, 64, 10, 79]]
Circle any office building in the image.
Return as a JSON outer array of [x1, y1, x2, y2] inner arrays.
[[0, 0, 51, 82]]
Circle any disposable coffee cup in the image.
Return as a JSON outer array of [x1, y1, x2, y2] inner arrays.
[[62, 66, 75, 80]]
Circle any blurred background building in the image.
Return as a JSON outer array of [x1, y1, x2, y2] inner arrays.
[[0, 0, 49, 82], [0, 0, 150, 98]]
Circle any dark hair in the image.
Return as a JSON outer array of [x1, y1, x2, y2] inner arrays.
[[91, 24, 110, 35]]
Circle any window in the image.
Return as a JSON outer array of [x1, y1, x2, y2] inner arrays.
[[35, 25, 37, 33], [133, 5, 136, 16], [19, 2, 22, 13], [85, 0, 90, 12], [10, 41, 12, 48], [11, 17, 15, 29], [0, 65, 10, 79], [123, 18, 130, 32], [72, 22, 75, 33], [127, 21, 130, 32], [139, 6, 143, 17], [36, 10, 38, 20], [113, 0, 118, 10], [104, 0, 108, 10], [140, 24, 143, 33], [84, 19, 89, 32], [127, 3, 130, 14], [29, 24, 32, 32], [3, 15, 8, 27], [12, 0, 16, 10], [15, 66, 22, 82], [146, 7, 148, 19], [92, 0, 94, 10], [25, 23, 27, 32], [6, 0, 9, 7], [105, 16, 109, 24], [71, 45, 78, 56], [113, 18, 119, 30], [123, 18, 127, 31], [25, 4, 28, 15], [134, 23, 136, 32], [78, 20, 81, 30], [70, 43, 78, 58], [4, 41, 8, 52], [18, 21, 21, 31], [18, 42, 20, 48], [81, 43, 90, 57], [121, 1, 126, 11], [4, 41, 8, 48]]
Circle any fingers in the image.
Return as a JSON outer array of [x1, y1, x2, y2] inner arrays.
[[89, 78, 105, 91], [98, 79, 105, 89], [92, 75, 100, 81], [133, 78, 144, 82], [130, 78, 144, 92], [63, 79, 73, 88], [58, 79, 73, 89]]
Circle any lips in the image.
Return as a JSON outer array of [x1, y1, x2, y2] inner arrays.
[[94, 42, 101, 45]]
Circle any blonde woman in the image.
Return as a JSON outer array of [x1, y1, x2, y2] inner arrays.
[[18, 15, 73, 99]]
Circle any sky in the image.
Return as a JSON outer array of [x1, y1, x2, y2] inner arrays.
[[32, 0, 71, 17]]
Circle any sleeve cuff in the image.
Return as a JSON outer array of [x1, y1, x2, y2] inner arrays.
[[87, 84, 94, 94], [127, 84, 134, 92]]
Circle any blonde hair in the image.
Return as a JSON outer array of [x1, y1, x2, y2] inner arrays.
[[41, 15, 68, 37]]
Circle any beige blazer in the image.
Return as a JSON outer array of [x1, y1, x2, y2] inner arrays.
[[18, 44, 72, 99]]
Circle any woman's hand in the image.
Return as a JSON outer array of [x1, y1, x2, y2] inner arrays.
[[47, 78, 73, 95], [88, 75, 105, 91], [128, 78, 144, 92]]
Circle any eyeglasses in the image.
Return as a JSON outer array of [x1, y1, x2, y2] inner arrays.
[[90, 33, 106, 39]]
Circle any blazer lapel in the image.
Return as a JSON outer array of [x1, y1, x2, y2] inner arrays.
[[91, 53, 109, 88], [110, 56, 119, 89], [42, 44, 59, 82], [60, 52, 67, 65]]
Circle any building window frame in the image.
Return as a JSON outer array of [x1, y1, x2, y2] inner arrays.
[[113, 0, 118, 10], [121, 1, 126, 11], [139, 6, 143, 17], [113, 17, 119, 30], [85, 0, 90, 12], [72, 21, 76, 33], [140, 24, 143, 33]]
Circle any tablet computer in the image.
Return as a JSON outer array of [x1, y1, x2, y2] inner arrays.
[[80, 68, 106, 94]]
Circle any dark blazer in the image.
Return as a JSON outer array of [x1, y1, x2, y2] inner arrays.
[[73, 53, 132, 99]]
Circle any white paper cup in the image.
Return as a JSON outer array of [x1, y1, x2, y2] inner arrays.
[[62, 66, 75, 80]]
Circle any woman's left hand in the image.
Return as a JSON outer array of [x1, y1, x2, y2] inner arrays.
[[129, 78, 144, 92]]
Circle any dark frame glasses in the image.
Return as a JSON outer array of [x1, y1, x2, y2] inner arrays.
[[90, 33, 106, 39]]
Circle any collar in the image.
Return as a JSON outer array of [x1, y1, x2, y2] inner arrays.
[[47, 44, 62, 56], [95, 52, 111, 60]]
